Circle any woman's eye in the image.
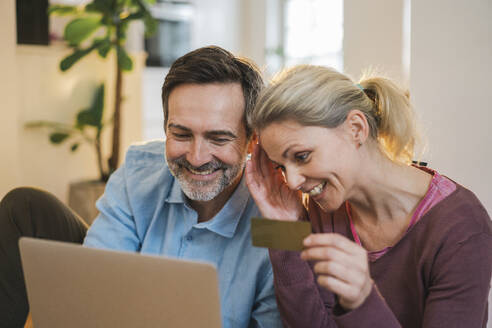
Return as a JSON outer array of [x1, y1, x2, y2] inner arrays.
[[295, 152, 310, 162], [275, 165, 286, 172]]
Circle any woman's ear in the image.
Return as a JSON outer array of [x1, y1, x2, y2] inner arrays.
[[344, 110, 369, 147], [247, 132, 258, 154]]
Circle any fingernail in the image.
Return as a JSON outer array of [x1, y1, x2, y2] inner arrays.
[[303, 237, 311, 245]]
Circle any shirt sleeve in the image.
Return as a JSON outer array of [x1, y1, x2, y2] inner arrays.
[[332, 284, 401, 328], [268, 248, 338, 328], [269, 249, 406, 328], [422, 232, 492, 327], [249, 261, 283, 328], [83, 159, 141, 251]]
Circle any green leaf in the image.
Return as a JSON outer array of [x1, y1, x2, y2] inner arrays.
[[50, 132, 70, 144], [60, 48, 91, 71], [117, 46, 133, 71], [132, 0, 157, 37], [48, 4, 78, 16], [131, 0, 157, 5], [25, 121, 54, 129], [76, 84, 105, 128], [25, 121, 73, 131], [70, 143, 80, 152], [96, 38, 112, 58], [64, 17, 102, 45], [77, 110, 99, 127], [85, 0, 112, 14], [133, 0, 150, 11], [124, 12, 145, 21], [143, 15, 157, 37], [117, 22, 129, 42], [90, 84, 105, 126], [59, 39, 104, 71]]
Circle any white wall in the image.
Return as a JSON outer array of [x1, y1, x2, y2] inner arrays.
[[410, 0, 492, 213], [0, 0, 21, 197], [191, 0, 266, 68], [239, 0, 267, 68], [410, 1, 492, 324], [343, 0, 405, 83], [192, 0, 242, 53]]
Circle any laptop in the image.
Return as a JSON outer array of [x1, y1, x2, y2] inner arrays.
[[19, 237, 222, 328]]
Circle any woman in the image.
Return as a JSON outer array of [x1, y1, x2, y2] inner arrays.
[[245, 65, 492, 327]]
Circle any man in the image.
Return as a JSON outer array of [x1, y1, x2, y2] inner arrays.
[[0, 46, 281, 328]]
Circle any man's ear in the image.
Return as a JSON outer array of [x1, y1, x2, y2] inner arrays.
[[247, 133, 258, 154], [344, 110, 369, 146]]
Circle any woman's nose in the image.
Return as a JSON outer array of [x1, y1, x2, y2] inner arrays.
[[284, 167, 305, 191]]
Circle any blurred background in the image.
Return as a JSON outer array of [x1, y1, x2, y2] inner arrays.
[[0, 0, 491, 322]]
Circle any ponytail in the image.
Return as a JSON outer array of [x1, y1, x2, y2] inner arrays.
[[359, 73, 420, 164]]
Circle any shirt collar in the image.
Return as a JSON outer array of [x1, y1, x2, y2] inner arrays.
[[165, 173, 249, 239], [165, 174, 186, 204]]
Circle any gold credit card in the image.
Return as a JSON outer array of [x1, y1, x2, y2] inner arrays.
[[251, 217, 312, 251]]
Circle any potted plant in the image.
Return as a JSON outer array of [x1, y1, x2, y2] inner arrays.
[[26, 0, 156, 223]]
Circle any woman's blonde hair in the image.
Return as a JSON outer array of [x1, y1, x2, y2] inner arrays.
[[248, 65, 420, 164]]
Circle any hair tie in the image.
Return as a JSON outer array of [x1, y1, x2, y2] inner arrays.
[[357, 84, 381, 127]]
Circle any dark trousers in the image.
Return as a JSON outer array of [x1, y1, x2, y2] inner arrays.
[[0, 187, 88, 328]]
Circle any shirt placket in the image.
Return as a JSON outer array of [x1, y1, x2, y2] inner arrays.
[[178, 205, 198, 258]]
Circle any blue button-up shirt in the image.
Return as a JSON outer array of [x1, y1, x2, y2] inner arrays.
[[84, 140, 282, 328]]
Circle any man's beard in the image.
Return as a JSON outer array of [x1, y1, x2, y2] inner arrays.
[[166, 155, 246, 202]]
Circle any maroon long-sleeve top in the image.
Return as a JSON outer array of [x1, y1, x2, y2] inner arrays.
[[269, 183, 492, 327]]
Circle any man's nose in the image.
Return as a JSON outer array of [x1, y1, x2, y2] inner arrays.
[[186, 139, 213, 167], [284, 167, 305, 191]]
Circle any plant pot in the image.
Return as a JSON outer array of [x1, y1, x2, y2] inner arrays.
[[68, 180, 106, 225]]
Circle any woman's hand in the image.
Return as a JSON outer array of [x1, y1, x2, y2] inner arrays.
[[245, 142, 305, 221], [301, 233, 373, 310]]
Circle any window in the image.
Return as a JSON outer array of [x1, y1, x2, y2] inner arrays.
[[266, 0, 344, 75]]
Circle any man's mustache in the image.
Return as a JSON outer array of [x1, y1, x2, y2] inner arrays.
[[170, 156, 231, 172]]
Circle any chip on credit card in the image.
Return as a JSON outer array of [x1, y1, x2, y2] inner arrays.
[[251, 217, 312, 251]]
